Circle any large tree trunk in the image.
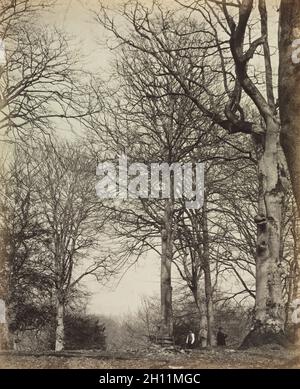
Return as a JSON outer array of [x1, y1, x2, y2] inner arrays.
[[55, 294, 65, 351], [0, 301, 9, 350], [193, 284, 208, 348], [160, 199, 173, 342], [202, 194, 214, 347], [242, 118, 287, 348], [290, 205, 300, 344], [279, 0, 300, 212], [0, 224, 10, 350], [292, 206, 300, 301], [0, 101, 12, 350], [284, 203, 300, 330], [279, 3, 300, 345]]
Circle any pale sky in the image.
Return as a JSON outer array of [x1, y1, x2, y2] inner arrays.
[[45, 0, 164, 316], [87, 253, 161, 316], [41, 0, 270, 316]]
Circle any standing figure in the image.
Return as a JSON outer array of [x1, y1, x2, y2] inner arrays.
[[216, 327, 227, 347], [185, 330, 195, 349], [199, 327, 208, 348]]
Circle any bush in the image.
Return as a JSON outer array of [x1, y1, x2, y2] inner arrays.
[[64, 313, 106, 350]]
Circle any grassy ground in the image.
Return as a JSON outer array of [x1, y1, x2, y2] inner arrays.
[[0, 346, 299, 369]]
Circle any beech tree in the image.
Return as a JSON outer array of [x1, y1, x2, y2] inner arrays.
[[0, 148, 54, 348], [92, 10, 214, 342], [33, 142, 114, 351], [0, 0, 55, 351], [279, 4, 300, 344], [174, 199, 215, 346], [0, 0, 100, 350], [176, 0, 289, 345], [94, 0, 292, 346], [279, 0, 300, 213]]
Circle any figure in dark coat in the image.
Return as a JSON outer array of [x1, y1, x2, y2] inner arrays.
[[216, 327, 227, 346]]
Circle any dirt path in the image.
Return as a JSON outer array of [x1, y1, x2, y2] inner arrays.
[[0, 348, 299, 369]]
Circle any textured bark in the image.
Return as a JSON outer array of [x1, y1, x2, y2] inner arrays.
[[55, 298, 65, 352], [0, 221, 10, 350], [242, 118, 287, 347], [284, 204, 300, 329], [220, 0, 288, 346], [160, 200, 173, 341], [279, 3, 300, 344], [202, 195, 214, 347], [194, 285, 208, 347], [292, 207, 300, 301], [0, 309, 9, 350], [0, 106, 12, 350], [193, 286, 208, 348], [54, 235, 65, 351], [279, 0, 300, 212], [291, 206, 300, 344]]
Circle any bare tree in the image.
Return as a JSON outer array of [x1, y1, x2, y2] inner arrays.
[[279, 0, 300, 212], [33, 141, 115, 351], [0, 148, 55, 349], [174, 200, 215, 346], [172, 0, 289, 345], [0, 0, 102, 350], [1, 141, 117, 351], [278, 4, 300, 344], [0, 0, 56, 351], [95, 0, 291, 345], [91, 10, 216, 342], [2, 23, 99, 138]]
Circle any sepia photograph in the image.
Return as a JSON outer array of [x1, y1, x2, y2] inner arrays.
[[0, 0, 300, 382]]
